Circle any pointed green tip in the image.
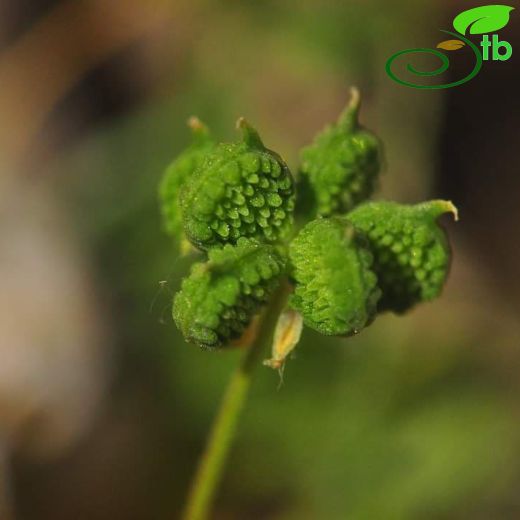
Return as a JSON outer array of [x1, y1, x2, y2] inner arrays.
[[338, 86, 362, 130], [187, 116, 210, 142], [349, 86, 361, 111], [236, 117, 265, 149], [424, 199, 459, 221]]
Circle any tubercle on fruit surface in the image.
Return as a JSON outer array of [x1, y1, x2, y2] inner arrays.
[[346, 200, 458, 313], [180, 118, 295, 251], [288, 216, 381, 336], [172, 238, 286, 349], [298, 87, 383, 219], [159, 117, 214, 243]]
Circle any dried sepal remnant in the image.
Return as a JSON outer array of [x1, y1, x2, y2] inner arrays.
[[299, 87, 383, 218], [173, 238, 286, 348], [181, 119, 295, 250], [159, 117, 214, 241], [263, 308, 303, 370], [347, 200, 457, 313], [288, 217, 381, 336]]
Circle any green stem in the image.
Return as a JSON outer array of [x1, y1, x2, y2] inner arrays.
[[181, 284, 289, 520]]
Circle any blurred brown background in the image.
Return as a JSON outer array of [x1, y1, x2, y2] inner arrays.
[[1, 1, 519, 519]]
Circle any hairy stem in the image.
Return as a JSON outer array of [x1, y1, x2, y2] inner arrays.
[[181, 283, 289, 520]]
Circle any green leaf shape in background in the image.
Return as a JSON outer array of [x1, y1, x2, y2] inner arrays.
[[453, 5, 514, 35]]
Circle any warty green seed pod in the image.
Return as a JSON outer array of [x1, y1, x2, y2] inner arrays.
[[347, 200, 458, 313], [298, 87, 382, 218], [180, 118, 295, 250], [159, 117, 214, 245], [173, 237, 286, 349], [288, 217, 381, 336]]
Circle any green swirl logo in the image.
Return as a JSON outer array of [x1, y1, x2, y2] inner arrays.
[[386, 5, 514, 89]]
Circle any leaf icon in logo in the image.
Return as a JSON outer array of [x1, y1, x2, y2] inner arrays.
[[453, 5, 514, 35], [437, 39, 466, 50]]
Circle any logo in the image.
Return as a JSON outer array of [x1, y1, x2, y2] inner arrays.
[[386, 5, 514, 89]]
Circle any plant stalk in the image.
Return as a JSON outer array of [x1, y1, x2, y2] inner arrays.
[[181, 284, 289, 520]]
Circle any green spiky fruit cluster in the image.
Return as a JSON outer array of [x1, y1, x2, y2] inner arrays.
[[159, 118, 214, 242], [173, 238, 285, 348], [289, 217, 380, 336], [159, 90, 457, 350], [347, 200, 457, 313], [181, 119, 295, 250], [299, 88, 382, 217]]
